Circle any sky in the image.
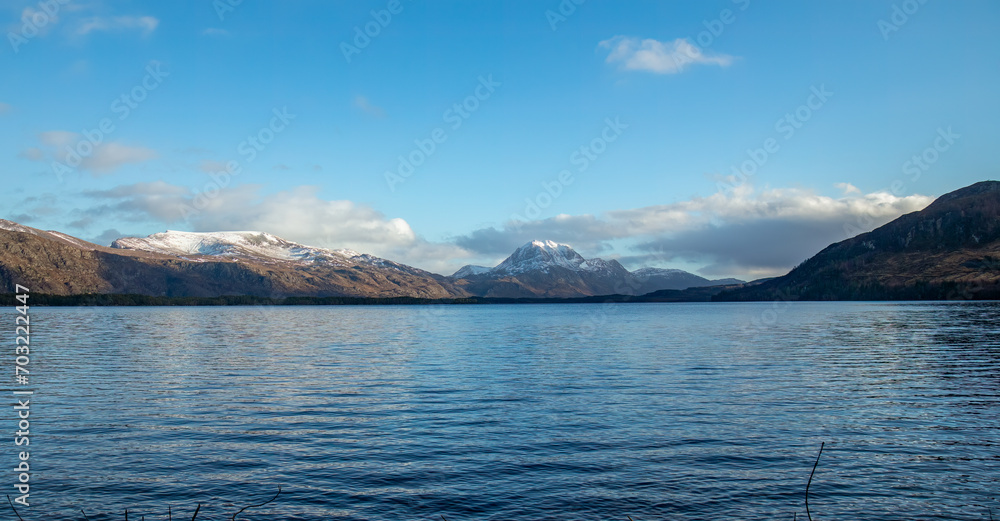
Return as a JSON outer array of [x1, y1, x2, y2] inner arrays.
[[2, 0, 998, 279]]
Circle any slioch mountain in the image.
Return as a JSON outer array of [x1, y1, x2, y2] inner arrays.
[[450, 240, 743, 298]]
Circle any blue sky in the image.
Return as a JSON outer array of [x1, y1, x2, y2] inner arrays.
[[2, 0, 998, 278]]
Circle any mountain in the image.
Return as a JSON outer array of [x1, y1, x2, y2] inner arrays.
[[451, 265, 491, 278], [0, 222, 462, 298], [449, 240, 743, 298], [0, 222, 745, 300], [114, 230, 381, 267], [631, 267, 741, 292], [715, 181, 1000, 301]]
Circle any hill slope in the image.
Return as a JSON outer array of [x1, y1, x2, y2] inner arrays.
[[0, 222, 462, 298], [715, 181, 1000, 301]]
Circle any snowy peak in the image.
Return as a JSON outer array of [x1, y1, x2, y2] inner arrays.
[[452, 265, 492, 278], [493, 240, 588, 275], [0, 219, 37, 235], [461, 240, 629, 278], [111, 230, 363, 266]]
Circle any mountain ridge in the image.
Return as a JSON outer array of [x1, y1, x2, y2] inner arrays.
[[0, 222, 739, 299], [447, 240, 743, 297], [0, 220, 461, 298]]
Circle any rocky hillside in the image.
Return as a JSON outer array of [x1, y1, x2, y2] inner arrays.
[[0, 222, 462, 298], [715, 181, 1000, 301]]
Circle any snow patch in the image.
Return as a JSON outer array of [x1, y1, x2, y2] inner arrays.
[[111, 230, 378, 267]]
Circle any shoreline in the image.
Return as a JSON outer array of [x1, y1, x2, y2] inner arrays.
[[6, 291, 1000, 307]]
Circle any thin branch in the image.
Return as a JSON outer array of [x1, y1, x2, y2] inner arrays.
[[805, 442, 825, 521], [191, 503, 201, 521], [6, 496, 24, 521], [231, 487, 281, 520], [81, 508, 92, 521]]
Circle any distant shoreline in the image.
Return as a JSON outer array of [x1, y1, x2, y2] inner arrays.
[[6, 291, 999, 307], [2, 292, 707, 307]]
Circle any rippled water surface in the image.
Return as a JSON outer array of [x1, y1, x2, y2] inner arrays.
[[11, 302, 1000, 519]]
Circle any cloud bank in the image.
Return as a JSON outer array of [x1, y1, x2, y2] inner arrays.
[[454, 185, 932, 279], [22, 131, 157, 175], [46, 181, 932, 279], [83, 182, 472, 274]]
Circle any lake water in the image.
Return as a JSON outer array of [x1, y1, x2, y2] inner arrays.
[[10, 302, 1000, 520]]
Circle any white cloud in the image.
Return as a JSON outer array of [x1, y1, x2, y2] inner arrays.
[[198, 160, 229, 173], [456, 185, 934, 279], [201, 27, 229, 37], [599, 36, 735, 74], [69, 181, 937, 279], [18, 147, 44, 161], [84, 142, 157, 173], [76, 15, 159, 36], [14, 6, 59, 38], [353, 95, 385, 118], [26, 131, 157, 175], [85, 183, 475, 274], [39, 130, 78, 147], [836, 182, 861, 195]]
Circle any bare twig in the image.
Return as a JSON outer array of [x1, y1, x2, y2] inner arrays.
[[6, 496, 24, 521], [191, 503, 201, 521], [81, 508, 92, 521], [805, 442, 825, 521], [231, 487, 281, 520]]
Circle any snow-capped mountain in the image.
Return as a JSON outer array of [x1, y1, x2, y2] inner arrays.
[[450, 241, 748, 297], [0, 223, 461, 299], [451, 265, 492, 278], [0, 220, 740, 300], [449, 240, 743, 298], [112, 230, 364, 265], [110, 230, 412, 274], [492, 240, 589, 275]]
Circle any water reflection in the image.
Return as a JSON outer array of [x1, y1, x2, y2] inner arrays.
[[10, 303, 999, 520]]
